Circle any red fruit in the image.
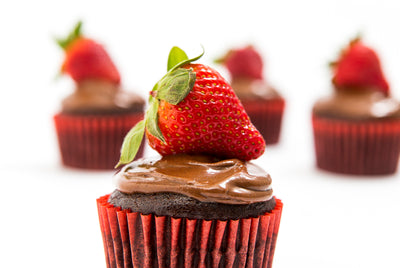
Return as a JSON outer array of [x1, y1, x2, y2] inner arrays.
[[147, 63, 265, 160], [62, 38, 120, 84], [57, 21, 120, 84], [116, 47, 266, 167], [220, 45, 263, 80], [332, 38, 389, 95]]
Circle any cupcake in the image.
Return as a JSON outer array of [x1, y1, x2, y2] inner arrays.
[[53, 21, 145, 170], [97, 47, 283, 267], [312, 38, 400, 175], [216, 45, 285, 144]]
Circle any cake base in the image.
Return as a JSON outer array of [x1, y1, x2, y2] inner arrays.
[[54, 113, 144, 170], [97, 195, 283, 268], [313, 115, 400, 175]]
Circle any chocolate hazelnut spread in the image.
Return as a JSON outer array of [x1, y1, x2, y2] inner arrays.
[[313, 87, 400, 120], [114, 154, 273, 205], [231, 77, 281, 101], [61, 79, 144, 115]]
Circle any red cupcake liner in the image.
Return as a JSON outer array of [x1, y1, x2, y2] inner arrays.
[[97, 195, 283, 268], [242, 98, 285, 145], [54, 113, 144, 170], [312, 114, 400, 175]]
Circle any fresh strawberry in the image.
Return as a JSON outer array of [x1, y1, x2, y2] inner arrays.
[[332, 37, 389, 95], [147, 63, 265, 159], [116, 47, 265, 166], [217, 45, 263, 80], [57, 21, 120, 84]]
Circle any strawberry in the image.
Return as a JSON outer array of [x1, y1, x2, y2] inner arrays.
[[216, 45, 263, 80], [57, 21, 120, 84], [116, 47, 265, 166], [332, 37, 389, 95]]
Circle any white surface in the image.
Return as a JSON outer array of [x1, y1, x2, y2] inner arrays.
[[1, 1, 400, 267]]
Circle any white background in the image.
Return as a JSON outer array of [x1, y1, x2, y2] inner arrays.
[[1, 0, 400, 267]]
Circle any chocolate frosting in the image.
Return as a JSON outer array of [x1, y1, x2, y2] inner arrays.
[[114, 154, 273, 205], [230, 77, 281, 101], [313, 87, 400, 120], [61, 79, 145, 115]]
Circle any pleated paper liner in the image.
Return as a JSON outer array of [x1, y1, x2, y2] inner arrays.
[[54, 113, 144, 170], [97, 195, 283, 268], [312, 115, 400, 175], [241, 98, 285, 145]]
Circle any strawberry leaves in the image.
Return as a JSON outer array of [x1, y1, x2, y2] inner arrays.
[[115, 120, 146, 168], [168, 46, 189, 71], [168, 46, 205, 72], [56, 20, 82, 50], [116, 46, 203, 167], [145, 68, 196, 144], [155, 68, 196, 105], [145, 98, 164, 142]]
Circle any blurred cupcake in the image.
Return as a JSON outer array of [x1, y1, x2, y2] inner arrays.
[[216, 45, 285, 144], [97, 47, 283, 267], [312, 37, 400, 175], [53, 21, 145, 170]]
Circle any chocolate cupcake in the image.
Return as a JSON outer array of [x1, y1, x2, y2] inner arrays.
[[97, 47, 283, 267], [53, 22, 145, 170], [312, 38, 400, 175], [98, 155, 282, 267], [216, 45, 285, 144]]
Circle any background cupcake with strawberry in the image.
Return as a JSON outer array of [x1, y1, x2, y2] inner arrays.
[[216, 45, 285, 145], [97, 47, 283, 267], [312, 37, 400, 175], [53, 21, 145, 170]]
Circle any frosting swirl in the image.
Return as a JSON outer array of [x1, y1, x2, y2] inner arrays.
[[62, 79, 144, 114], [114, 154, 273, 205], [231, 77, 281, 100], [313, 87, 400, 120]]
